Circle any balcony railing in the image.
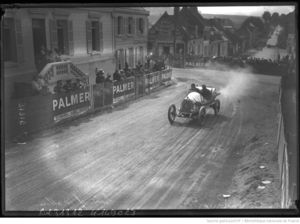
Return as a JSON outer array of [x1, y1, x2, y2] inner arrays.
[[39, 61, 88, 85]]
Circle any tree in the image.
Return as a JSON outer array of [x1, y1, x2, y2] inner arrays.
[[262, 11, 271, 23], [271, 12, 280, 25]]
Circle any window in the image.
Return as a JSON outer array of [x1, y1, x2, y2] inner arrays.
[[91, 21, 100, 51], [138, 18, 144, 34], [3, 18, 17, 62], [128, 17, 133, 34], [86, 20, 103, 54], [49, 19, 73, 56], [56, 20, 68, 54]]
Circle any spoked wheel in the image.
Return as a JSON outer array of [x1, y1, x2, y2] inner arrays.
[[213, 99, 221, 115], [198, 106, 206, 124], [168, 104, 177, 125]]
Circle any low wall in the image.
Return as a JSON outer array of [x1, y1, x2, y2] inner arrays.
[[5, 69, 173, 140]]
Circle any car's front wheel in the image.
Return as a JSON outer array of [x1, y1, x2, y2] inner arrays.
[[168, 104, 177, 125]]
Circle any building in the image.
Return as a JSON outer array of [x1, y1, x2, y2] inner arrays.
[[113, 8, 149, 70], [3, 7, 149, 99], [148, 7, 207, 66]]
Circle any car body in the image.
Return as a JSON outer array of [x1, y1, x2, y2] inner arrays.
[[168, 86, 221, 124]]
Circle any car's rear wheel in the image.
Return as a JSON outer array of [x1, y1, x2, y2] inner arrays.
[[213, 99, 220, 115], [168, 104, 176, 125]]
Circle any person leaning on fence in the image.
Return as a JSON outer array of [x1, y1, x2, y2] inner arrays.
[[95, 68, 105, 84], [31, 75, 43, 95], [113, 69, 121, 81], [105, 74, 112, 83], [63, 80, 73, 93], [72, 79, 83, 90], [54, 80, 64, 94]]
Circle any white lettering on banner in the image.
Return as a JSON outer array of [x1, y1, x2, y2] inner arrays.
[[59, 98, 65, 109], [113, 81, 134, 94], [79, 93, 84, 103], [85, 92, 89, 101], [53, 100, 58, 111], [53, 91, 90, 112], [71, 94, 78, 104], [65, 97, 71, 107]]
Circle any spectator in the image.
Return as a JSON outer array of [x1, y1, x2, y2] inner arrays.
[[54, 80, 64, 94], [31, 75, 43, 95], [113, 69, 121, 81], [95, 68, 105, 84], [119, 70, 126, 80], [105, 74, 112, 83], [37, 45, 47, 72], [63, 80, 73, 93], [72, 79, 83, 91]]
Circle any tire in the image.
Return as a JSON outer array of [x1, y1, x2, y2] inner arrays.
[[198, 106, 206, 124], [168, 104, 176, 125], [214, 99, 220, 115]]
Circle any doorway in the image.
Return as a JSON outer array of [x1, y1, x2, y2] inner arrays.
[[32, 19, 46, 68]]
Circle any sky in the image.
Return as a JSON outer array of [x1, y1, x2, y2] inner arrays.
[[146, 5, 295, 16], [197, 6, 295, 16]]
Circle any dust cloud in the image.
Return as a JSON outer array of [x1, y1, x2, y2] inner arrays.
[[207, 63, 257, 101]]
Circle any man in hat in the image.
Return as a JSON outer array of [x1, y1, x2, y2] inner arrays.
[[96, 68, 105, 84]]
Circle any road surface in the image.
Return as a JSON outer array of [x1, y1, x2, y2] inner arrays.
[[5, 67, 280, 210]]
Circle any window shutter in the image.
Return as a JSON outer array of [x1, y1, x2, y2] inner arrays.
[[86, 20, 92, 54], [63, 21, 68, 55], [99, 22, 103, 52], [15, 18, 24, 63], [136, 18, 139, 35], [114, 16, 118, 36], [132, 17, 136, 35], [68, 21, 74, 56], [122, 16, 125, 34], [49, 19, 58, 51]]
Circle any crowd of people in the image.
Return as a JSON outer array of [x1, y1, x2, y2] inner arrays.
[[53, 79, 86, 94], [186, 54, 295, 77], [112, 59, 167, 82], [37, 46, 62, 72]]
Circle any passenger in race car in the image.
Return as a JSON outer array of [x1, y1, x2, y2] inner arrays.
[[200, 84, 212, 102]]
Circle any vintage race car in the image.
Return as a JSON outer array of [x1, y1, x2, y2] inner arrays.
[[168, 85, 221, 125]]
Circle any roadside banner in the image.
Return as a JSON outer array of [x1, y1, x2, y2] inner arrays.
[[161, 69, 172, 81], [52, 87, 90, 122], [113, 77, 135, 104], [149, 71, 162, 90]]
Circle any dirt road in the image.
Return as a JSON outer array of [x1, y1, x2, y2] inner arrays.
[[5, 68, 281, 210]]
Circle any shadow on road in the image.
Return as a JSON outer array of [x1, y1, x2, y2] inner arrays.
[[171, 114, 231, 129]]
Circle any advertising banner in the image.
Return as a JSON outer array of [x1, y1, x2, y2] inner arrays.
[[52, 88, 90, 122], [113, 78, 135, 104], [149, 71, 162, 90], [161, 69, 172, 81]]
